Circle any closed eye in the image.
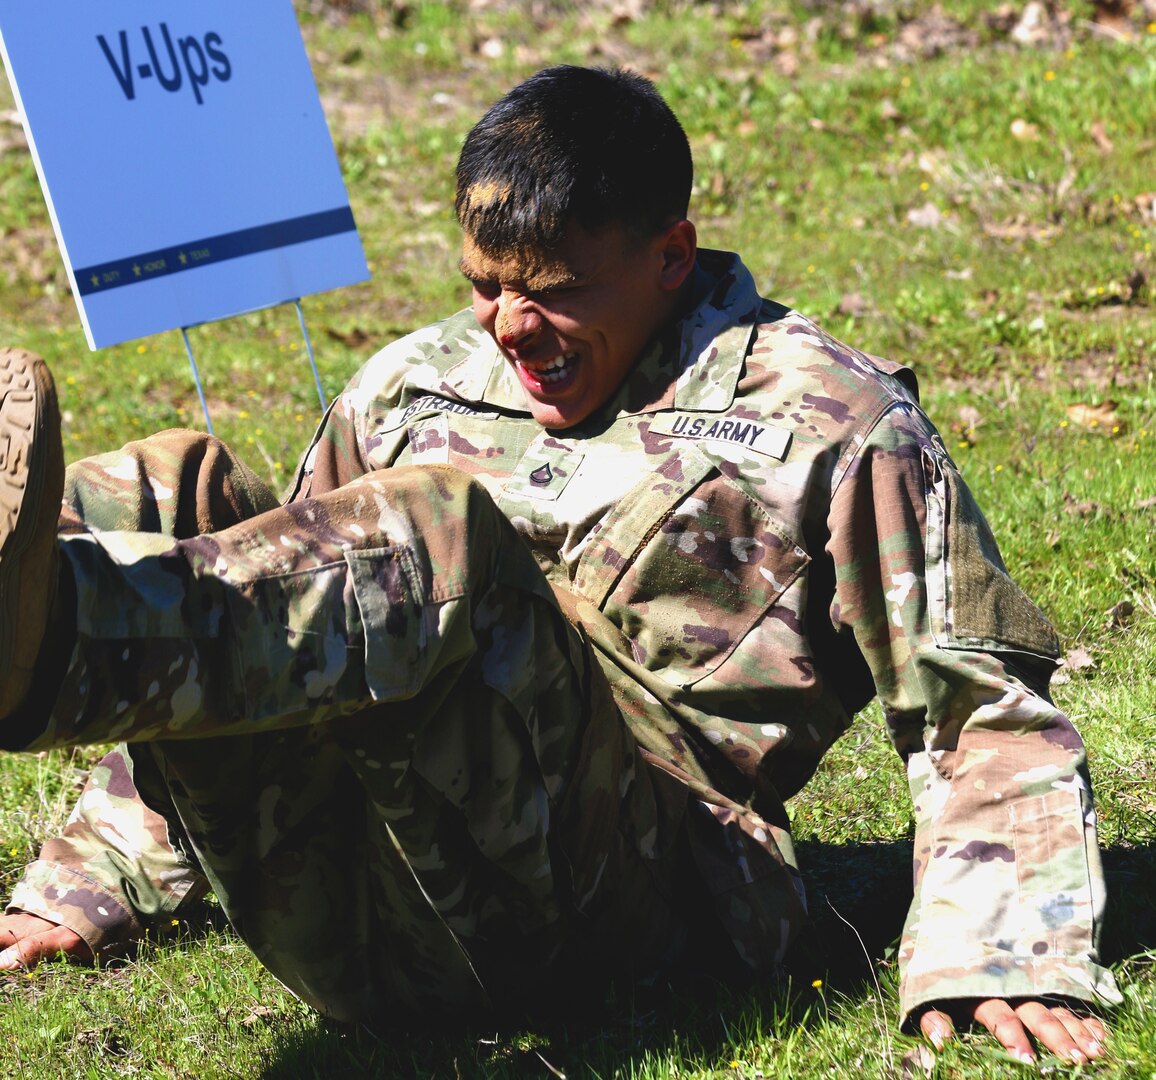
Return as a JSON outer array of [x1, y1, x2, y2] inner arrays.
[[468, 279, 501, 301], [527, 283, 581, 303]]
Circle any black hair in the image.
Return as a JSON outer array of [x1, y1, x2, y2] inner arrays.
[[455, 65, 692, 255]]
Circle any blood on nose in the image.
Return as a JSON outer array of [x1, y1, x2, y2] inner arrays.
[[496, 294, 539, 349]]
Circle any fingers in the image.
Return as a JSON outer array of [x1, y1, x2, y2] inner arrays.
[[0, 912, 51, 951], [0, 937, 37, 971], [0, 914, 93, 971], [972, 999, 1039, 1064], [918, 1008, 956, 1052], [1067, 1011, 1108, 1050], [1017, 1001, 1107, 1064], [972, 999, 1107, 1066]]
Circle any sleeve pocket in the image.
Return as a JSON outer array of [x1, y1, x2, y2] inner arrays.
[[1009, 787, 1096, 960], [924, 446, 1059, 660]]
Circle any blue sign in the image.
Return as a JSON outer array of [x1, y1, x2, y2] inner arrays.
[[0, 3, 369, 349]]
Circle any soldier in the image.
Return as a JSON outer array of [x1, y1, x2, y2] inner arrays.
[[0, 66, 1118, 1064]]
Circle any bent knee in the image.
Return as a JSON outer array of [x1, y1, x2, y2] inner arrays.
[[63, 430, 277, 535], [350, 465, 529, 595]]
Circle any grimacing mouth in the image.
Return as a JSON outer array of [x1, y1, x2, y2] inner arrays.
[[518, 351, 579, 384]]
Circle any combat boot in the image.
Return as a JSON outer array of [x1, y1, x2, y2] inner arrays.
[[0, 349, 63, 718]]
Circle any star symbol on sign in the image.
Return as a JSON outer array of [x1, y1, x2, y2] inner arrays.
[[133, 264, 141, 277], [90, 274, 100, 288], [179, 252, 187, 265]]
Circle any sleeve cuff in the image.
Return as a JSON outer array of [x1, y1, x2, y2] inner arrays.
[[899, 953, 1123, 1030], [6, 860, 142, 956]]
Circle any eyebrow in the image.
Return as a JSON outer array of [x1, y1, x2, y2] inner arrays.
[[457, 259, 582, 292], [457, 259, 494, 283]]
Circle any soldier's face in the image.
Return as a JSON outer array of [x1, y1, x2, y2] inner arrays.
[[462, 221, 696, 429]]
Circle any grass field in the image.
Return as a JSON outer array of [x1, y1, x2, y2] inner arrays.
[[1, 1, 1154, 1076]]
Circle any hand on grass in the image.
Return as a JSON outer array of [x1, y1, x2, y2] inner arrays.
[[920, 997, 1107, 1065], [0, 912, 93, 971]]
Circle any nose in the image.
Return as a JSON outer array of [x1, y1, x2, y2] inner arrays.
[[495, 291, 542, 351]]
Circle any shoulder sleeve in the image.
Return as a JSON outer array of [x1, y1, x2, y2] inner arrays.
[[285, 391, 371, 501], [285, 312, 483, 501], [827, 402, 1120, 1026]]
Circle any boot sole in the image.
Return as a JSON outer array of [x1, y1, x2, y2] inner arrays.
[[0, 348, 58, 689]]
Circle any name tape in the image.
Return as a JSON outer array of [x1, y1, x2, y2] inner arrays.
[[648, 413, 792, 461]]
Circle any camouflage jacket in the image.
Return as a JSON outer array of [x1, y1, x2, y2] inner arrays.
[[11, 250, 1119, 1024]]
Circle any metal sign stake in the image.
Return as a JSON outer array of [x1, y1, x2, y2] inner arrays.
[[180, 326, 214, 435], [294, 298, 327, 411]]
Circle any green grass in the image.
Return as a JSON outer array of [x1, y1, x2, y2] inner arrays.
[[1, 0, 1155, 1075]]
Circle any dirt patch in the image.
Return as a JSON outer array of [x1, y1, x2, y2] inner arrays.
[[1032, 348, 1155, 393]]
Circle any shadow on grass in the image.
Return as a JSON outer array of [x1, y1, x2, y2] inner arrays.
[[95, 898, 233, 969], [788, 838, 913, 994], [1101, 841, 1156, 964], [246, 838, 1156, 1077], [254, 840, 917, 1079], [795, 836, 1156, 977], [255, 980, 810, 1080]]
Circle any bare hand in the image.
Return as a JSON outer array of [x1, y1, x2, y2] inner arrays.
[[0, 912, 94, 971], [920, 997, 1107, 1065]]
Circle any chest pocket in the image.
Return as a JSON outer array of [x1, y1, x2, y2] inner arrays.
[[575, 443, 809, 688], [404, 413, 524, 492]]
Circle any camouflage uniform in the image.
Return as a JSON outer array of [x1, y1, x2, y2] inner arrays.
[[7, 250, 1120, 1025]]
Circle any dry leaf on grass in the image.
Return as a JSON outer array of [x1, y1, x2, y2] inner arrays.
[[1010, 118, 1040, 141], [901, 1043, 936, 1079], [240, 1005, 276, 1028], [1107, 600, 1135, 628], [1066, 400, 1125, 433], [1010, 1, 1051, 43], [917, 148, 953, 182], [907, 202, 944, 229], [775, 51, 801, 79], [895, 10, 978, 60], [1052, 646, 1097, 684], [983, 215, 1060, 242], [958, 404, 983, 429], [1062, 495, 1102, 517], [838, 292, 868, 317], [1092, 0, 1137, 34], [324, 326, 372, 348], [1065, 647, 1097, 671], [949, 405, 983, 445], [1090, 119, 1115, 155]]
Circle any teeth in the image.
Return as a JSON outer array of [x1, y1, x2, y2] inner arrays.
[[542, 352, 575, 371], [528, 352, 577, 384]]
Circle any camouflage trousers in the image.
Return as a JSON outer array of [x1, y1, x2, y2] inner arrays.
[[12, 432, 699, 1021]]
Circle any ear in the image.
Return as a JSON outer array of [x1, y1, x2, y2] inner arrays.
[[656, 219, 697, 292]]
